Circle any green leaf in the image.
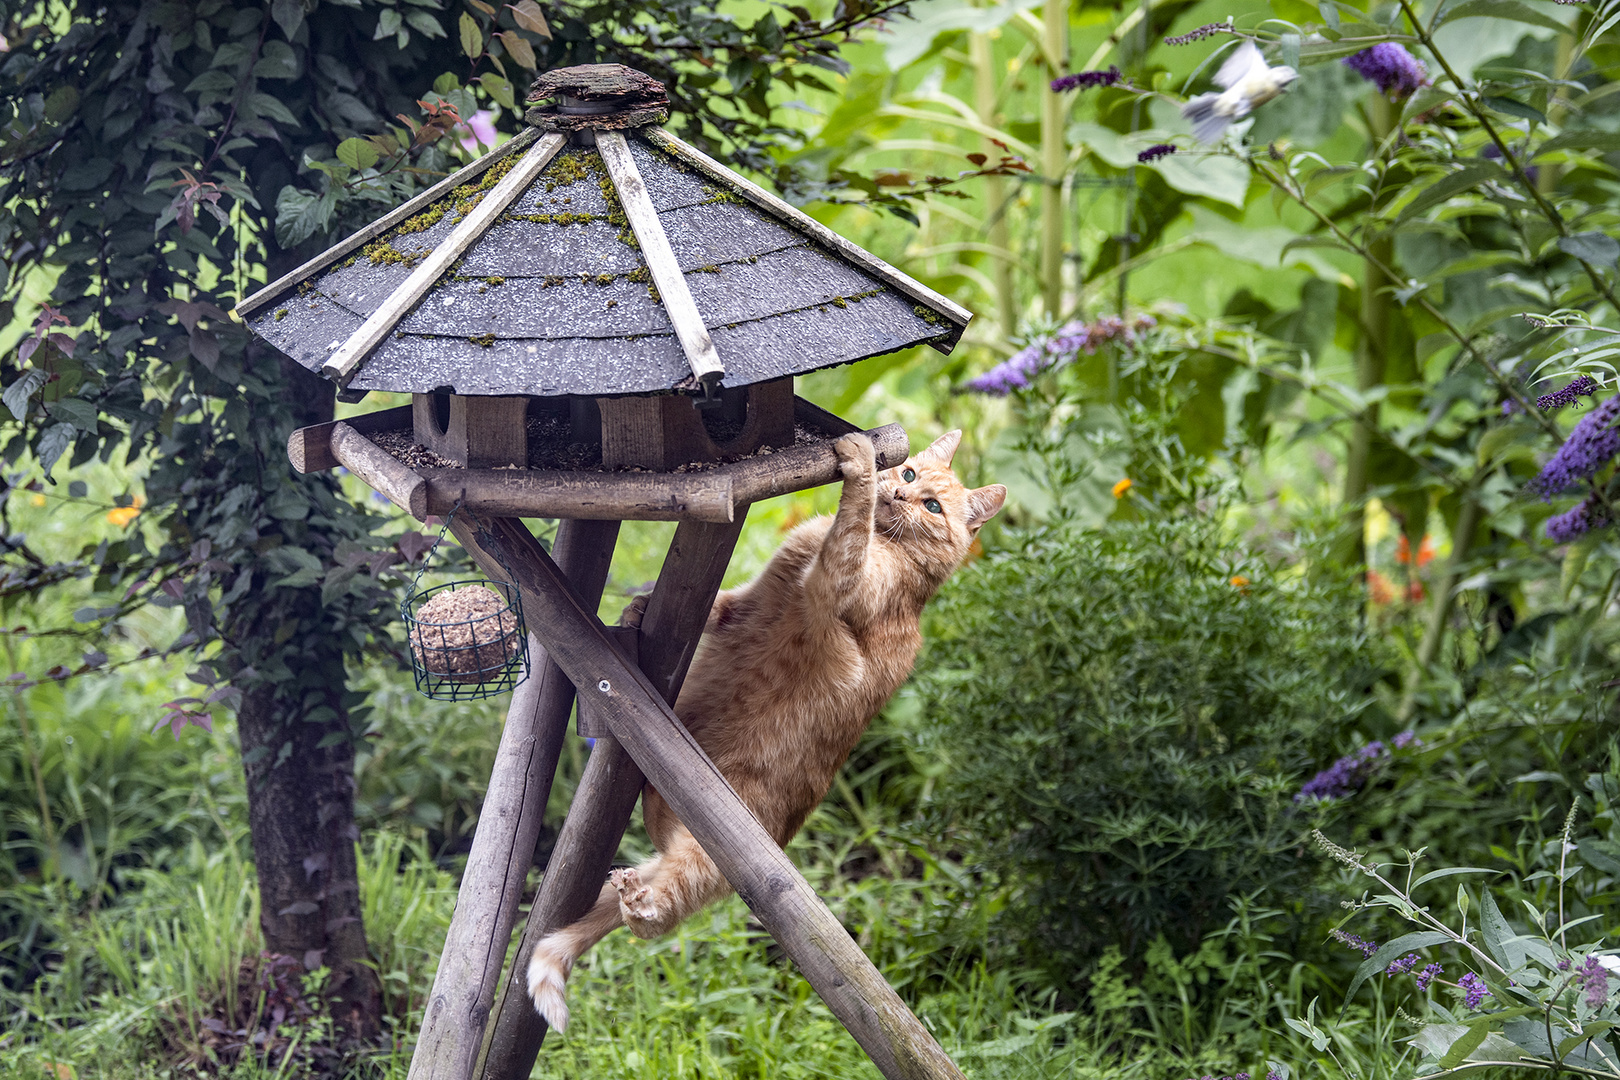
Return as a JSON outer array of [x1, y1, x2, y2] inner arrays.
[[4, 370, 48, 420], [274, 185, 335, 247], [247, 92, 299, 126], [404, 9, 446, 38], [460, 12, 483, 59], [375, 8, 403, 39], [1559, 232, 1620, 267], [506, 0, 551, 37], [253, 40, 300, 79], [1436, 0, 1571, 35], [497, 30, 535, 70], [37, 422, 76, 480], [43, 85, 79, 123], [1345, 931, 1453, 1007], [1481, 890, 1526, 971], [1578, 838, 1620, 875], [1534, 130, 1620, 159], [1397, 163, 1506, 221], [478, 73, 516, 110], [336, 137, 380, 171], [1412, 866, 1502, 889], [45, 397, 99, 433], [1484, 96, 1545, 124], [1439, 1024, 1490, 1069], [270, 0, 306, 40], [1563, 532, 1601, 597]]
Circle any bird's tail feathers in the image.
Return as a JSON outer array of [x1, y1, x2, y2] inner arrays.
[[1182, 93, 1232, 145]]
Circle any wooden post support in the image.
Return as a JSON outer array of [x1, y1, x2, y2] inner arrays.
[[405, 519, 620, 1080], [463, 515, 966, 1080], [475, 516, 748, 1080]]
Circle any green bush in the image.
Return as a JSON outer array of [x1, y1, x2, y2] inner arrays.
[[904, 517, 1384, 989]]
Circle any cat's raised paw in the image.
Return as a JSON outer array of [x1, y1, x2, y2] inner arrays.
[[618, 594, 649, 629], [833, 432, 875, 482], [610, 867, 661, 935]]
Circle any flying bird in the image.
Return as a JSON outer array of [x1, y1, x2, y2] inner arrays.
[[1181, 41, 1298, 144]]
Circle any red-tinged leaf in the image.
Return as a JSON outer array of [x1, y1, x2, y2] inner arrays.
[[966, 152, 987, 166], [874, 172, 913, 187], [46, 665, 69, 680], [506, 0, 550, 37], [497, 30, 536, 69], [161, 578, 185, 599], [191, 712, 214, 734]]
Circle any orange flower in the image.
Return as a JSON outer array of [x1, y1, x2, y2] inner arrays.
[[1395, 534, 1436, 567], [1229, 575, 1250, 593], [107, 496, 144, 527], [1112, 478, 1133, 498], [1367, 570, 1396, 605]]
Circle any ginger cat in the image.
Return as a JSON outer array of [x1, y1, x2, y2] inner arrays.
[[527, 429, 1005, 1030]]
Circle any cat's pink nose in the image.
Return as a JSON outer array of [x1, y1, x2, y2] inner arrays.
[[893, 488, 909, 501]]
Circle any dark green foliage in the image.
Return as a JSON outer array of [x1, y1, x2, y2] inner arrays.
[[906, 518, 1382, 987]]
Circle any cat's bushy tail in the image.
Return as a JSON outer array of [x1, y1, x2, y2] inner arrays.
[[525, 883, 623, 1031]]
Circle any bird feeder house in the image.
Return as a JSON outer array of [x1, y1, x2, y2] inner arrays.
[[236, 64, 971, 1080]]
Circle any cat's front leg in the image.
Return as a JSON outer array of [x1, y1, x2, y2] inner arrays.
[[807, 433, 877, 612]]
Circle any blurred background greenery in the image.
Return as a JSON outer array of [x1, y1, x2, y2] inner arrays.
[[5, 0, 1620, 1075]]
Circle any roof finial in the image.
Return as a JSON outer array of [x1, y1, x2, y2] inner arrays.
[[525, 64, 670, 131]]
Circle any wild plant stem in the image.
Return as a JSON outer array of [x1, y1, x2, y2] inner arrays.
[[1040, 0, 1068, 316], [4, 617, 56, 868]]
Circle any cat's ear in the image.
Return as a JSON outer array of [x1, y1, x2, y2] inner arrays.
[[965, 485, 1006, 531], [918, 429, 962, 465]]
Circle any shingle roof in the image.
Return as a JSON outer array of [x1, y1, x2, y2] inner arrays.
[[237, 83, 970, 401]]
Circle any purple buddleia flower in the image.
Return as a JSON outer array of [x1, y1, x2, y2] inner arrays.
[[1266, 1072, 1284, 1080], [1330, 928, 1380, 958], [1503, 399, 1523, 416], [1546, 495, 1607, 544], [1415, 963, 1443, 991], [1458, 972, 1491, 1010], [1534, 394, 1620, 497], [1393, 729, 1420, 750], [966, 315, 1158, 395], [1052, 66, 1121, 92], [1386, 953, 1422, 977], [1577, 955, 1611, 1008], [1344, 44, 1429, 97], [1138, 144, 1177, 162], [963, 343, 1047, 394], [1297, 741, 1389, 801], [1165, 23, 1232, 45], [1537, 376, 1599, 411]]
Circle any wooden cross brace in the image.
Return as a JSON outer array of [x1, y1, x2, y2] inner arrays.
[[405, 509, 965, 1080]]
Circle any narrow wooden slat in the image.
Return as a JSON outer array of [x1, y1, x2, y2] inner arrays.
[[574, 627, 636, 739], [595, 131, 725, 391], [475, 515, 748, 1080], [406, 519, 620, 1080], [322, 132, 568, 385], [461, 516, 966, 1080], [328, 422, 427, 518], [641, 127, 974, 341], [419, 467, 733, 523], [288, 404, 414, 474], [728, 422, 908, 506], [235, 129, 541, 319]]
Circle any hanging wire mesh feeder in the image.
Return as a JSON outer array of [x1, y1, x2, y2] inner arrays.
[[401, 503, 527, 701]]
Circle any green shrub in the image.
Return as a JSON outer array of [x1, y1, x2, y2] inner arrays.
[[904, 517, 1384, 989]]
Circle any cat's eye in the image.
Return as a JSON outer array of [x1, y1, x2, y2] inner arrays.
[[902, 468, 916, 482], [924, 498, 943, 514]]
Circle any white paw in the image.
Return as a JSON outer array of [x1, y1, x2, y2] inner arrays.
[[833, 432, 874, 482]]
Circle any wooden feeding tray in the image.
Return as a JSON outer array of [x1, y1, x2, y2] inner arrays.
[[289, 394, 908, 522]]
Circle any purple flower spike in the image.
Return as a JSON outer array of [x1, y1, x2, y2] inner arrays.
[[1577, 955, 1611, 1008], [1138, 144, 1177, 162], [1052, 66, 1122, 92], [1546, 495, 1607, 544], [1534, 394, 1620, 497], [965, 314, 1158, 395], [1416, 963, 1443, 991], [1458, 972, 1491, 1010], [1330, 928, 1380, 958], [1344, 44, 1429, 97], [1297, 741, 1389, 801], [1392, 729, 1420, 750], [1537, 375, 1599, 411]]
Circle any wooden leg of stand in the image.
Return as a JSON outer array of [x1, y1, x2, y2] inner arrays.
[[405, 519, 619, 1080], [460, 515, 966, 1080], [477, 516, 747, 1080]]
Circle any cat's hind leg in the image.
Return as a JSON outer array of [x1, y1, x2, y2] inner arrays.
[[611, 831, 731, 939], [526, 882, 624, 1031]]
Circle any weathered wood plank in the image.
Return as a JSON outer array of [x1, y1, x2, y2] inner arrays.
[[406, 518, 620, 1080], [328, 422, 428, 519], [419, 467, 734, 523], [323, 132, 568, 385], [413, 394, 530, 470], [235, 128, 541, 319], [595, 131, 725, 391], [463, 515, 965, 1080], [642, 127, 972, 346], [475, 515, 748, 1080], [574, 627, 636, 739], [288, 405, 414, 474]]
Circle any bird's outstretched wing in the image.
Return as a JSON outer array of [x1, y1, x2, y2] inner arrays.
[[1213, 41, 1267, 89]]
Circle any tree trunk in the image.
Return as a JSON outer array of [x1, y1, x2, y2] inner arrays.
[[236, 676, 382, 1038]]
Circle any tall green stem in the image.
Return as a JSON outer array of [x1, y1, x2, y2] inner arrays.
[[1400, 497, 1483, 719], [1337, 94, 1395, 571], [972, 31, 1017, 339], [1040, 0, 1068, 317]]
